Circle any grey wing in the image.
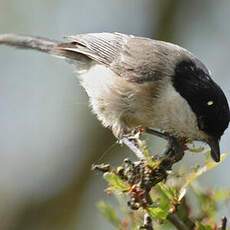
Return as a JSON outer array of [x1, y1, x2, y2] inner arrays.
[[56, 33, 177, 83], [56, 32, 128, 65], [110, 36, 173, 83]]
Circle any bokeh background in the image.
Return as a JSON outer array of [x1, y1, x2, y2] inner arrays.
[[0, 0, 230, 229]]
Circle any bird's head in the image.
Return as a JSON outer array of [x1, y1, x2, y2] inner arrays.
[[172, 58, 230, 162]]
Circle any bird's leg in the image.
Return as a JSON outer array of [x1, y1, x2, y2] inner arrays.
[[145, 128, 169, 141], [145, 128, 184, 159], [145, 128, 172, 155], [120, 127, 185, 161]]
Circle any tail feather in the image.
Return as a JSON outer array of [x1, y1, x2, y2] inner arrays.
[[0, 33, 92, 63], [0, 34, 57, 53]]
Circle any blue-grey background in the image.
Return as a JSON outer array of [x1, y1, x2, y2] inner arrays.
[[0, 0, 229, 229]]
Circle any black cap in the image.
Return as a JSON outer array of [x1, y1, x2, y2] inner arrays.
[[173, 59, 230, 161]]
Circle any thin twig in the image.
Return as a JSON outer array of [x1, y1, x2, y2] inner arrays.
[[140, 214, 154, 230], [94, 130, 190, 230], [167, 213, 190, 230], [219, 216, 227, 230]]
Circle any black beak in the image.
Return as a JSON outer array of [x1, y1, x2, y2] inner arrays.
[[207, 138, 220, 162]]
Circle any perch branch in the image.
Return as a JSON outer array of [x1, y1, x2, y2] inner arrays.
[[167, 213, 190, 230], [219, 217, 227, 230]]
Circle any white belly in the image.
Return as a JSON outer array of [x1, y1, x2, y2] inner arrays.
[[77, 64, 156, 136]]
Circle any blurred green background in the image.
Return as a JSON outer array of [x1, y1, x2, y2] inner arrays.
[[0, 0, 229, 229]]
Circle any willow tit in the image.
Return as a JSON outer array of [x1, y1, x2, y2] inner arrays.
[[0, 33, 229, 162]]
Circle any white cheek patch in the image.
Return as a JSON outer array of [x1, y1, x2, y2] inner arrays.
[[151, 83, 204, 139]]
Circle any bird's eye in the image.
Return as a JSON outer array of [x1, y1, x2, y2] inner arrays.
[[207, 100, 214, 106]]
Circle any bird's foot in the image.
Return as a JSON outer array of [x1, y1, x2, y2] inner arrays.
[[146, 128, 185, 162], [119, 127, 186, 162]]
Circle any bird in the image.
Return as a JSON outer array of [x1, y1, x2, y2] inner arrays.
[[0, 32, 229, 162]]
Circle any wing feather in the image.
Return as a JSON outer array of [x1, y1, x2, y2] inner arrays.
[[56, 32, 187, 83], [58, 32, 128, 65]]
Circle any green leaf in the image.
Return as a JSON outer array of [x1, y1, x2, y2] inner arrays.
[[148, 183, 178, 222], [146, 206, 168, 220], [212, 189, 230, 202], [178, 153, 228, 201], [97, 201, 121, 227], [196, 191, 217, 218], [158, 183, 177, 201], [103, 172, 129, 191], [196, 223, 213, 230], [138, 139, 160, 168]]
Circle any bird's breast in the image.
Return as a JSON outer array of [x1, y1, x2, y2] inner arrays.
[[77, 64, 156, 130], [77, 64, 201, 140]]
